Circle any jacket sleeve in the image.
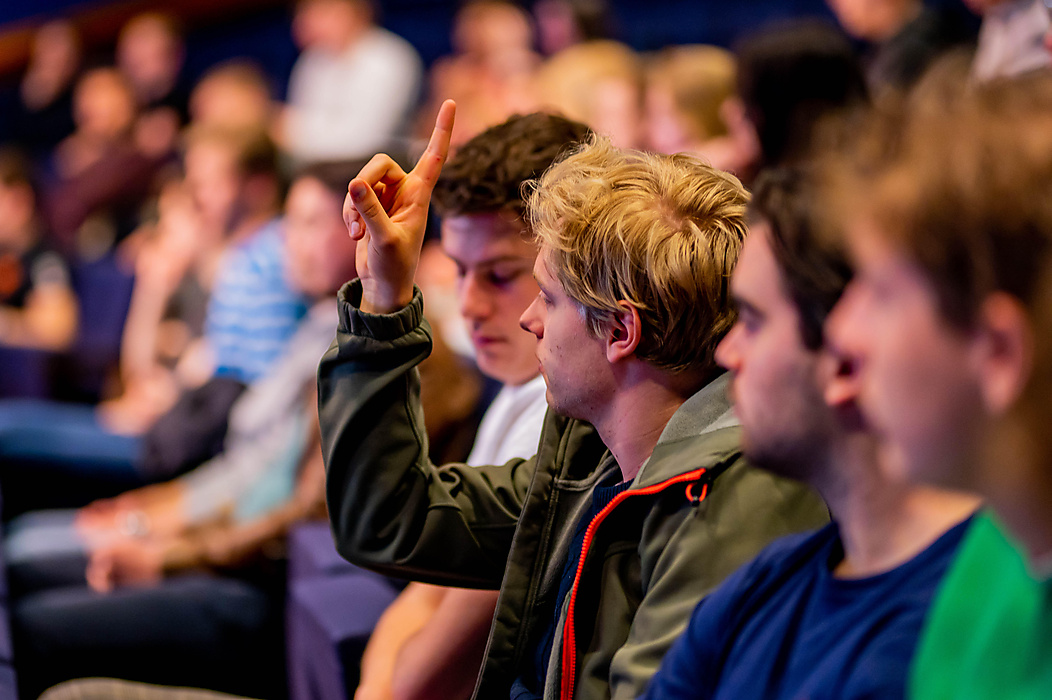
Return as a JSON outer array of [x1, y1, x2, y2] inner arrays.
[[318, 280, 537, 588], [607, 455, 830, 700]]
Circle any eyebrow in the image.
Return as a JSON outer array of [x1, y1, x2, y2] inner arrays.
[[445, 253, 534, 268], [730, 293, 762, 319]]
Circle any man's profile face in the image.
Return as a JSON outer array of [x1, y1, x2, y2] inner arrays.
[[715, 225, 835, 477], [442, 211, 541, 386], [520, 246, 612, 420], [826, 221, 986, 489]]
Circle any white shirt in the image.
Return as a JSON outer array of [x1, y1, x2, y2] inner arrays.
[[466, 374, 548, 466], [973, 0, 1051, 82], [286, 27, 423, 163]]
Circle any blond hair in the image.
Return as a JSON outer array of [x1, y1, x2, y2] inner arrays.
[[648, 45, 736, 141], [528, 135, 748, 375]]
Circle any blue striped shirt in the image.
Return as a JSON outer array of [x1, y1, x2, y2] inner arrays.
[[205, 219, 309, 383]]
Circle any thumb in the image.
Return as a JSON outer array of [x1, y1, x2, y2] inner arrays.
[[348, 179, 391, 241]]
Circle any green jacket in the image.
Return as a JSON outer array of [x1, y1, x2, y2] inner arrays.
[[318, 281, 829, 700]]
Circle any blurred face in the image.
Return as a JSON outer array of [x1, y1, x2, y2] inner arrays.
[[645, 81, 692, 154], [74, 70, 136, 139], [183, 141, 241, 234], [520, 246, 613, 419], [117, 17, 182, 96], [825, 0, 880, 38], [284, 177, 356, 297], [293, 0, 367, 51], [715, 225, 837, 477], [826, 221, 986, 488], [592, 78, 642, 150], [442, 211, 540, 385]]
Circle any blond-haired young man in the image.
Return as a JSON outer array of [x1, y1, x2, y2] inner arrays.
[[320, 102, 827, 700]]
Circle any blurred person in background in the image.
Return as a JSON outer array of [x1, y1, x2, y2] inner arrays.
[[47, 67, 173, 256], [966, 0, 1050, 81], [643, 45, 737, 167], [722, 20, 869, 186], [417, 0, 541, 148], [825, 0, 976, 94], [281, 0, 422, 164], [534, 40, 644, 148], [0, 149, 78, 352], [6, 19, 82, 160], [116, 12, 190, 124], [533, 0, 612, 56], [188, 60, 276, 135], [116, 11, 190, 163]]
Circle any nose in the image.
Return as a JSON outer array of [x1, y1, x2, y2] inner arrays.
[[459, 272, 493, 322], [715, 323, 741, 372], [520, 296, 543, 338], [824, 281, 868, 373]]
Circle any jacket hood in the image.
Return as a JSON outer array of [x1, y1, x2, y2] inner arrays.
[[633, 372, 741, 489]]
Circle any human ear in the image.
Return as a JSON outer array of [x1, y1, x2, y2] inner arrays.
[[606, 301, 642, 363], [973, 292, 1034, 416]]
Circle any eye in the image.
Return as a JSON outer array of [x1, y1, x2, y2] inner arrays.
[[738, 307, 762, 334], [487, 268, 525, 287]]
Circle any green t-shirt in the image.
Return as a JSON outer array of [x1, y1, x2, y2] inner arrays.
[[910, 511, 1052, 699]]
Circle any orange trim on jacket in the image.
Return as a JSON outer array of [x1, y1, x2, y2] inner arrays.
[[559, 467, 710, 700]]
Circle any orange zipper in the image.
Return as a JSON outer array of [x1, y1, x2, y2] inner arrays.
[[559, 467, 709, 699]]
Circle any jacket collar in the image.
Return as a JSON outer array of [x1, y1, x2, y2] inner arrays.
[[632, 372, 740, 489]]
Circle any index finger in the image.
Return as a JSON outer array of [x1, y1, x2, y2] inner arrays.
[[413, 99, 456, 187]]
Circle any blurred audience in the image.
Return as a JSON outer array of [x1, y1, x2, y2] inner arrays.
[[281, 0, 422, 163]]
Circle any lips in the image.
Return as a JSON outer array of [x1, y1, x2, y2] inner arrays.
[[472, 334, 505, 349]]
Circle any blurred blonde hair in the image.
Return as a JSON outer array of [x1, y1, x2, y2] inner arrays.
[[534, 40, 642, 131], [648, 44, 736, 141], [527, 135, 748, 375]]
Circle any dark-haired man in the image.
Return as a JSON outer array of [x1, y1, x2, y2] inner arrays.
[[354, 112, 591, 700], [643, 170, 977, 700]]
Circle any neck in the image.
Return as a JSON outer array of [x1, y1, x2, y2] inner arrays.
[[591, 367, 703, 483], [819, 437, 979, 578], [228, 207, 277, 245], [985, 455, 1052, 569]]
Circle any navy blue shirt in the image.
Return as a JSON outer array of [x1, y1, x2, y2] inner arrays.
[[642, 517, 971, 700]]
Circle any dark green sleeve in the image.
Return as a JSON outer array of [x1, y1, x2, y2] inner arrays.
[[318, 279, 538, 588]]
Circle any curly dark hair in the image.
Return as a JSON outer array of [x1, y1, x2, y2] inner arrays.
[[432, 112, 592, 219]]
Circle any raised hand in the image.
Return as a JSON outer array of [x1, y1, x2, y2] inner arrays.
[[344, 100, 456, 314]]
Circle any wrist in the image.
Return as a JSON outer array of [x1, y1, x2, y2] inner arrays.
[[360, 281, 414, 315]]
